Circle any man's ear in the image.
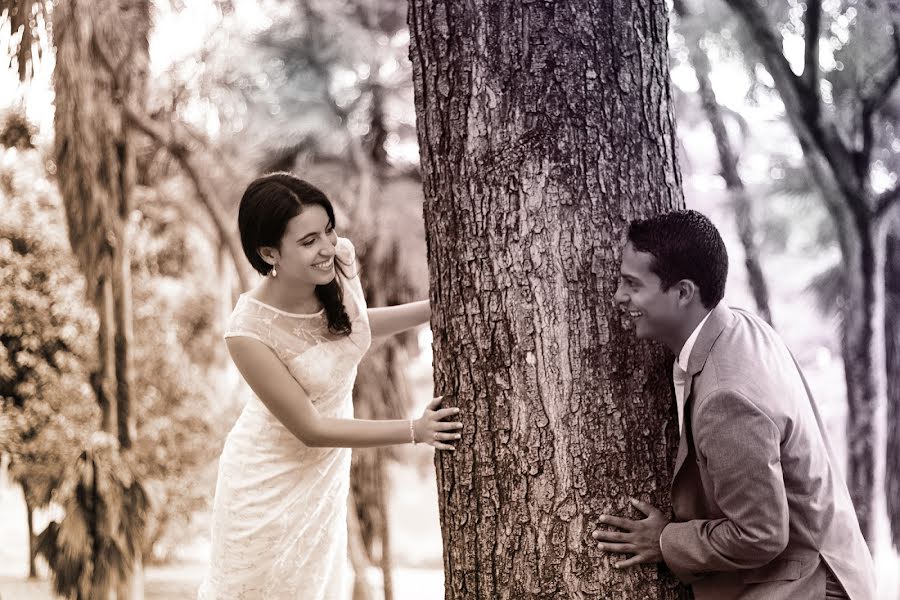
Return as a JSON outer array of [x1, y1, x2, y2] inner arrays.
[[676, 279, 699, 307]]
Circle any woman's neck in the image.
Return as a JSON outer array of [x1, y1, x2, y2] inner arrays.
[[252, 277, 321, 313]]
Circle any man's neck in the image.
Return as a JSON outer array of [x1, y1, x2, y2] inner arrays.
[[667, 306, 712, 357]]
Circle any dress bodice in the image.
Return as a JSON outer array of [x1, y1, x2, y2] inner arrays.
[[223, 236, 371, 418]]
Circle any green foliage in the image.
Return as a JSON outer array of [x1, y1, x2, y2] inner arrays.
[[36, 435, 149, 600]]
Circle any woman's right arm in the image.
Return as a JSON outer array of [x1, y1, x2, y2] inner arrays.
[[226, 336, 462, 450]]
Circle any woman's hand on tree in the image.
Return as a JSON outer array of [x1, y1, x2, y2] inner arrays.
[[414, 396, 462, 450]]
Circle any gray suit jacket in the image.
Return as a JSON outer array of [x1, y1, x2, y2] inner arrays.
[[659, 304, 876, 600]]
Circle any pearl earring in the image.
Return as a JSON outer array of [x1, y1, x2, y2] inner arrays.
[[271, 266, 278, 278]]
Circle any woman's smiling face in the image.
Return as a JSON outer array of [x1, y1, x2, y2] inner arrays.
[[269, 204, 338, 286]]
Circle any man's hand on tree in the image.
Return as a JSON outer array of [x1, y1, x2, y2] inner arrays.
[[591, 497, 669, 569]]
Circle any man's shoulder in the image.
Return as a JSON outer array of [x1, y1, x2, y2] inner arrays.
[[693, 309, 809, 420]]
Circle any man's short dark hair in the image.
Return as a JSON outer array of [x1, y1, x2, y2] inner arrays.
[[627, 209, 728, 309]]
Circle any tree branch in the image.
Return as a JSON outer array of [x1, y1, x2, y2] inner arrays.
[[876, 183, 900, 221], [723, 0, 865, 215], [803, 0, 822, 119], [119, 104, 251, 291], [861, 24, 900, 116], [854, 21, 900, 189], [90, 23, 251, 289]]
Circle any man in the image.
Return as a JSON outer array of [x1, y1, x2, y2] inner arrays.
[[592, 210, 875, 599]]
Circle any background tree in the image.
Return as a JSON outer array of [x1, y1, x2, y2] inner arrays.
[[673, 0, 775, 326], [887, 223, 900, 551], [0, 133, 98, 579], [410, 0, 688, 597], [721, 0, 900, 546], [246, 2, 427, 595], [0, 110, 227, 589]]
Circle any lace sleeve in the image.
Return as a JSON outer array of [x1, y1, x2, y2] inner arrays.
[[223, 298, 272, 347], [335, 236, 369, 315], [335, 236, 360, 280]]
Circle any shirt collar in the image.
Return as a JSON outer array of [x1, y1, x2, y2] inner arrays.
[[677, 310, 712, 371]]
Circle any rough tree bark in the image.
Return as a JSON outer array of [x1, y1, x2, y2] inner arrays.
[[674, 0, 774, 327], [410, 1, 688, 597], [723, 0, 900, 545]]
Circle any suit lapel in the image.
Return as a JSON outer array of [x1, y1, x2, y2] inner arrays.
[[671, 303, 733, 483]]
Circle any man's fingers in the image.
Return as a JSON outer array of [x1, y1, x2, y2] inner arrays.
[[614, 554, 650, 569], [592, 529, 630, 543], [597, 515, 635, 531], [629, 497, 660, 517], [595, 542, 636, 554], [427, 395, 444, 410]]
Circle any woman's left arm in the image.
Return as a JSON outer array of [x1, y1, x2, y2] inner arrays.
[[367, 300, 430, 338]]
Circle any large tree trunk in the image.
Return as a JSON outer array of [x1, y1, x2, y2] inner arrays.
[[885, 221, 900, 550], [410, 1, 687, 597], [674, 0, 773, 327]]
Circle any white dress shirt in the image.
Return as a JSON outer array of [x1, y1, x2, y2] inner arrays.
[[673, 311, 712, 434]]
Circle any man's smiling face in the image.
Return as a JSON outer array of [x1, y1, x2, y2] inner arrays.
[[614, 242, 682, 344]]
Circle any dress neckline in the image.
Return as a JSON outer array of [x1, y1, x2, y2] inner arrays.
[[242, 294, 325, 318]]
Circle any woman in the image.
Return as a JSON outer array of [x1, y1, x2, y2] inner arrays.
[[198, 173, 462, 599]]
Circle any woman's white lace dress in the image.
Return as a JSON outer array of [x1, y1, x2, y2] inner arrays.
[[198, 237, 370, 600]]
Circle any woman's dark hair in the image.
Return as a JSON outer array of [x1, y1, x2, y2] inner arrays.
[[238, 172, 352, 336], [627, 209, 728, 309]]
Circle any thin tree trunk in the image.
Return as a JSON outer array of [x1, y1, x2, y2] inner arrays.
[[352, 351, 402, 600], [410, 1, 687, 597], [93, 278, 118, 435], [842, 219, 888, 545], [112, 234, 135, 449], [674, 0, 774, 326], [348, 491, 375, 600], [885, 221, 900, 550], [375, 453, 394, 600], [22, 481, 37, 579]]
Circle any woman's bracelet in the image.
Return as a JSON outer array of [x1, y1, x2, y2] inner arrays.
[[409, 418, 417, 445]]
